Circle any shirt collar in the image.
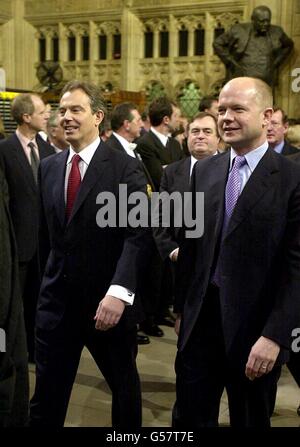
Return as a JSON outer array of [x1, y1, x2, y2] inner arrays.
[[151, 127, 169, 147], [67, 137, 100, 165], [229, 140, 269, 173], [16, 128, 37, 148], [273, 140, 285, 154], [113, 132, 135, 151]]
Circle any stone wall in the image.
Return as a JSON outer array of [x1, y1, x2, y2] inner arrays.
[[0, 0, 299, 117]]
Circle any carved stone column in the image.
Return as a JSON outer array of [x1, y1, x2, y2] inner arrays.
[[121, 8, 142, 91], [59, 23, 67, 63]]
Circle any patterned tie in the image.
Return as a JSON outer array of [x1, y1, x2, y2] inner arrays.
[[28, 142, 39, 183], [212, 155, 246, 286], [66, 154, 81, 220], [223, 155, 246, 230]]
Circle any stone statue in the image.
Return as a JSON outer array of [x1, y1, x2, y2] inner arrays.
[[213, 5, 294, 87]]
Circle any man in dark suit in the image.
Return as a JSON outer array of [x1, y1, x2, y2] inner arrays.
[[154, 112, 220, 263], [0, 94, 54, 362], [136, 97, 183, 329], [153, 113, 220, 336], [286, 151, 300, 416], [106, 102, 154, 193], [0, 166, 29, 427], [106, 102, 158, 343], [29, 81, 150, 427], [174, 77, 300, 427], [267, 107, 299, 156], [136, 96, 183, 191]]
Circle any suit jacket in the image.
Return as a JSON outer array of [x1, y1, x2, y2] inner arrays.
[[175, 149, 300, 367], [153, 157, 191, 260], [0, 167, 28, 426], [136, 130, 184, 191], [213, 23, 293, 84], [106, 133, 155, 192], [288, 151, 300, 163], [281, 140, 299, 156], [37, 141, 150, 331], [0, 133, 55, 262]]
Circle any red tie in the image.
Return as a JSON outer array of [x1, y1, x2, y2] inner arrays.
[[66, 154, 81, 220]]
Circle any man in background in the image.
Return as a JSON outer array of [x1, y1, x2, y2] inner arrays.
[[198, 96, 219, 117], [0, 166, 28, 427], [154, 112, 220, 264], [0, 94, 54, 362], [106, 102, 156, 344], [267, 107, 299, 156], [47, 110, 69, 152]]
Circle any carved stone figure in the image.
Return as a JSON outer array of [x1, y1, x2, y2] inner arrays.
[[213, 5, 294, 87]]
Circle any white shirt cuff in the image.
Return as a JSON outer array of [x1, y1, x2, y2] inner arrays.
[[107, 285, 135, 305]]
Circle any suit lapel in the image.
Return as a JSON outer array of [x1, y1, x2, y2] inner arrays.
[[177, 157, 191, 192], [67, 143, 109, 224], [207, 153, 230, 240], [109, 134, 125, 153], [53, 150, 68, 228], [225, 149, 279, 238]]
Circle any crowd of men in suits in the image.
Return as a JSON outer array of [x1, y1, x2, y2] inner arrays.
[[0, 77, 299, 427]]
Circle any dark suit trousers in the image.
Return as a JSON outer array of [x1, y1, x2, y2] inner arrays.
[[174, 285, 281, 428], [29, 312, 141, 428], [18, 254, 40, 360]]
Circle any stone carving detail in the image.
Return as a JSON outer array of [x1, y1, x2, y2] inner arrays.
[[142, 18, 169, 32], [0, 0, 12, 22], [95, 22, 121, 35], [175, 15, 205, 31], [94, 62, 121, 87], [67, 24, 89, 37], [25, 0, 123, 14], [63, 62, 76, 80], [77, 63, 90, 81], [36, 25, 59, 39], [211, 12, 242, 30]]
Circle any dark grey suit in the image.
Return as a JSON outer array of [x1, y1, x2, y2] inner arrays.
[[281, 140, 299, 156], [0, 133, 55, 359], [153, 157, 191, 261], [175, 149, 300, 427], [0, 167, 28, 427], [30, 141, 150, 427], [136, 130, 184, 191]]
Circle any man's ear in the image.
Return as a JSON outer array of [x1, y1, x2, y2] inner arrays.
[[22, 113, 31, 124], [283, 121, 289, 136], [95, 110, 104, 127], [123, 119, 130, 131], [163, 115, 170, 126], [263, 107, 273, 127]]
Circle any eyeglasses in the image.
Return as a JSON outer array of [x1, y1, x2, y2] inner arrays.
[[268, 121, 282, 128]]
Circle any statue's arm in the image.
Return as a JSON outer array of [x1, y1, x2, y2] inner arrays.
[[213, 29, 241, 69], [213, 30, 232, 65], [274, 31, 294, 67]]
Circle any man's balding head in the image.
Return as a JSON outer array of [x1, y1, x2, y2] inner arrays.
[[218, 77, 273, 153]]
